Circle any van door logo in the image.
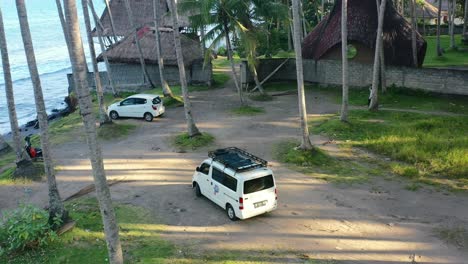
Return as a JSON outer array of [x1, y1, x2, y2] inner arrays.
[[214, 185, 219, 195]]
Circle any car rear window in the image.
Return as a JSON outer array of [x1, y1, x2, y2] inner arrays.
[[244, 175, 274, 194], [152, 96, 162, 104]]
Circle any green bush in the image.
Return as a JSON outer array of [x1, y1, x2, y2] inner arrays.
[[0, 204, 61, 255], [217, 46, 227, 56]]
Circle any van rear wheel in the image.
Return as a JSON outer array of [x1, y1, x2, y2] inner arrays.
[[194, 183, 202, 197], [226, 204, 237, 221]]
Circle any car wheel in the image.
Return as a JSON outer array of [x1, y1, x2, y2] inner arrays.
[[110, 111, 119, 120], [226, 204, 237, 221], [144, 113, 153, 122], [194, 183, 202, 197]]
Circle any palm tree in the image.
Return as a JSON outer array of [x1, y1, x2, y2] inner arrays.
[[369, 0, 387, 111], [153, 0, 174, 97], [103, 0, 118, 43], [376, 0, 386, 93], [15, 0, 68, 224], [340, 0, 349, 122], [463, 0, 467, 37], [291, 0, 313, 150], [437, 0, 443, 56], [0, 8, 21, 158], [89, 0, 118, 97], [449, 0, 456, 49], [63, 0, 123, 263], [167, 0, 201, 137], [123, 0, 155, 88], [410, 0, 418, 67], [82, 0, 112, 125]]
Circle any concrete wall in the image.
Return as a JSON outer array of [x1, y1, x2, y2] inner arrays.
[[68, 60, 212, 93], [241, 59, 468, 96]]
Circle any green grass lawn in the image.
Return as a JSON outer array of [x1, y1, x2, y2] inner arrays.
[[230, 105, 265, 116], [173, 132, 215, 151], [312, 110, 468, 190], [424, 35, 468, 67]]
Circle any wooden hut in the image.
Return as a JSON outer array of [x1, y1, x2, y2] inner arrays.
[[302, 0, 427, 67]]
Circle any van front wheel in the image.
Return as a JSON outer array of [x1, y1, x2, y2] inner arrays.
[[226, 204, 237, 221], [194, 183, 202, 197]]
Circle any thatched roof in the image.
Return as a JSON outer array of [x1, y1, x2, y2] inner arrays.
[[92, 0, 191, 37], [97, 31, 202, 66], [302, 0, 427, 67]]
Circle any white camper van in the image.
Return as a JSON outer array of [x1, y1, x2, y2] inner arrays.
[[192, 147, 278, 220]]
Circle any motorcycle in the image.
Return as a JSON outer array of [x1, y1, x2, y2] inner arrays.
[[24, 135, 43, 160]]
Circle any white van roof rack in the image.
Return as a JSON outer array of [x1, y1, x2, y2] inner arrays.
[[208, 147, 268, 172]]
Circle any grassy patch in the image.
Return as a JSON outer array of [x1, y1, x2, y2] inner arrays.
[[0, 198, 174, 263], [212, 72, 230, 88], [424, 35, 468, 67], [212, 55, 241, 69], [173, 132, 215, 150], [435, 226, 468, 249], [273, 141, 380, 184], [97, 123, 137, 141], [231, 105, 265, 116], [312, 110, 468, 189]]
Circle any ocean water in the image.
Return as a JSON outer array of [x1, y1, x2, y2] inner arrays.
[[0, 0, 104, 134]]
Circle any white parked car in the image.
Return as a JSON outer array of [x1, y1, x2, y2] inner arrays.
[[107, 94, 165, 122], [192, 147, 278, 221]]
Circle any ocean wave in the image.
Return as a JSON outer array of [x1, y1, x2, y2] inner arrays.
[[0, 66, 73, 86]]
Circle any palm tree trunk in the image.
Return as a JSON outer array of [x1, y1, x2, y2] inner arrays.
[[437, 0, 443, 56], [167, 0, 201, 137], [423, 6, 426, 36], [200, 26, 206, 56], [63, 1, 123, 263], [292, 0, 313, 150], [340, 0, 349, 122], [223, 20, 244, 105], [15, 0, 68, 224], [299, 1, 307, 39], [153, 0, 174, 97], [0, 8, 21, 159], [103, 0, 118, 43], [123, 0, 155, 88], [449, 0, 456, 49], [463, 0, 468, 36], [89, 0, 118, 97], [370, 0, 387, 111], [321, 0, 325, 20], [410, 0, 418, 67], [82, 0, 111, 125], [376, 0, 386, 93]]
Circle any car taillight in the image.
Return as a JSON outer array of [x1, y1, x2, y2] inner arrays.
[[239, 197, 244, 210], [275, 188, 278, 200], [152, 105, 158, 110]]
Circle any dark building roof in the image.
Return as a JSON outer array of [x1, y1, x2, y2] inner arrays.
[[302, 0, 427, 67], [97, 31, 202, 66]]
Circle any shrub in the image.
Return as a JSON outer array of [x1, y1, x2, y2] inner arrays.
[[217, 46, 227, 56], [0, 204, 61, 255]]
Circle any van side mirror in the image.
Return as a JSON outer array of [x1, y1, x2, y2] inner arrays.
[[195, 167, 200, 172]]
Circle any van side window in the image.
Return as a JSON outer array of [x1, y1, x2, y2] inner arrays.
[[199, 163, 210, 175], [212, 168, 237, 192]]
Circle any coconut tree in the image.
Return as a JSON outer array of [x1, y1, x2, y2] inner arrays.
[[153, 0, 174, 97], [437, 0, 443, 56], [15, 0, 68, 224], [449, 0, 456, 49], [340, 0, 349, 122], [103, 0, 118, 43], [82, 0, 112, 124], [410, 0, 418, 67], [63, 0, 123, 263], [377, 0, 386, 93], [123, 0, 155, 88], [89, 0, 118, 96], [369, 0, 387, 111], [0, 8, 21, 158], [291, 0, 313, 150], [463, 0, 467, 36], [167, 0, 201, 137]]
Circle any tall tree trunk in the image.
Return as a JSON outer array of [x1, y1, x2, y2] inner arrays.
[[63, 1, 123, 263], [340, 0, 349, 122], [449, 0, 456, 48], [299, 1, 307, 39], [321, 0, 325, 20], [123, 0, 155, 88], [437, 0, 443, 56], [0, 8, 21, 159], [167, 0, 201, 137], [82, 0, 111, 125], [376, 0, 386, 93], [89, 0, 118, 97], [223, 20, 244, 105], [370, 0, 387, 111], [200, 26, 206, 56], [410, 0, 418, 67], [423, 6, 426, 36], [153, 0, 174, 97], [292, 0, 313, 150], [287, 25, 292, 51], [15, 0, 68, 224], [103, 0, 118, 43], [463, 0, 468, 36]]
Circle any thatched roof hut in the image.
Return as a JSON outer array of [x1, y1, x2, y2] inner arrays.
[[302, 0, 427, 67], [97, 31, 202, 66], [92, 0, 191, 37]]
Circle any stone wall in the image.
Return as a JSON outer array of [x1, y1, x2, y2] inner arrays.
[[68, 60, 212, 93], [241, 59, 468, 96]]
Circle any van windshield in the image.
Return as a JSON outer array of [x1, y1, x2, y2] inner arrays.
[[244, 175, 274, 194]]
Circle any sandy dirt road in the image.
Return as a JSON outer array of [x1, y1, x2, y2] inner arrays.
[[1, 84, 467, 263]]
